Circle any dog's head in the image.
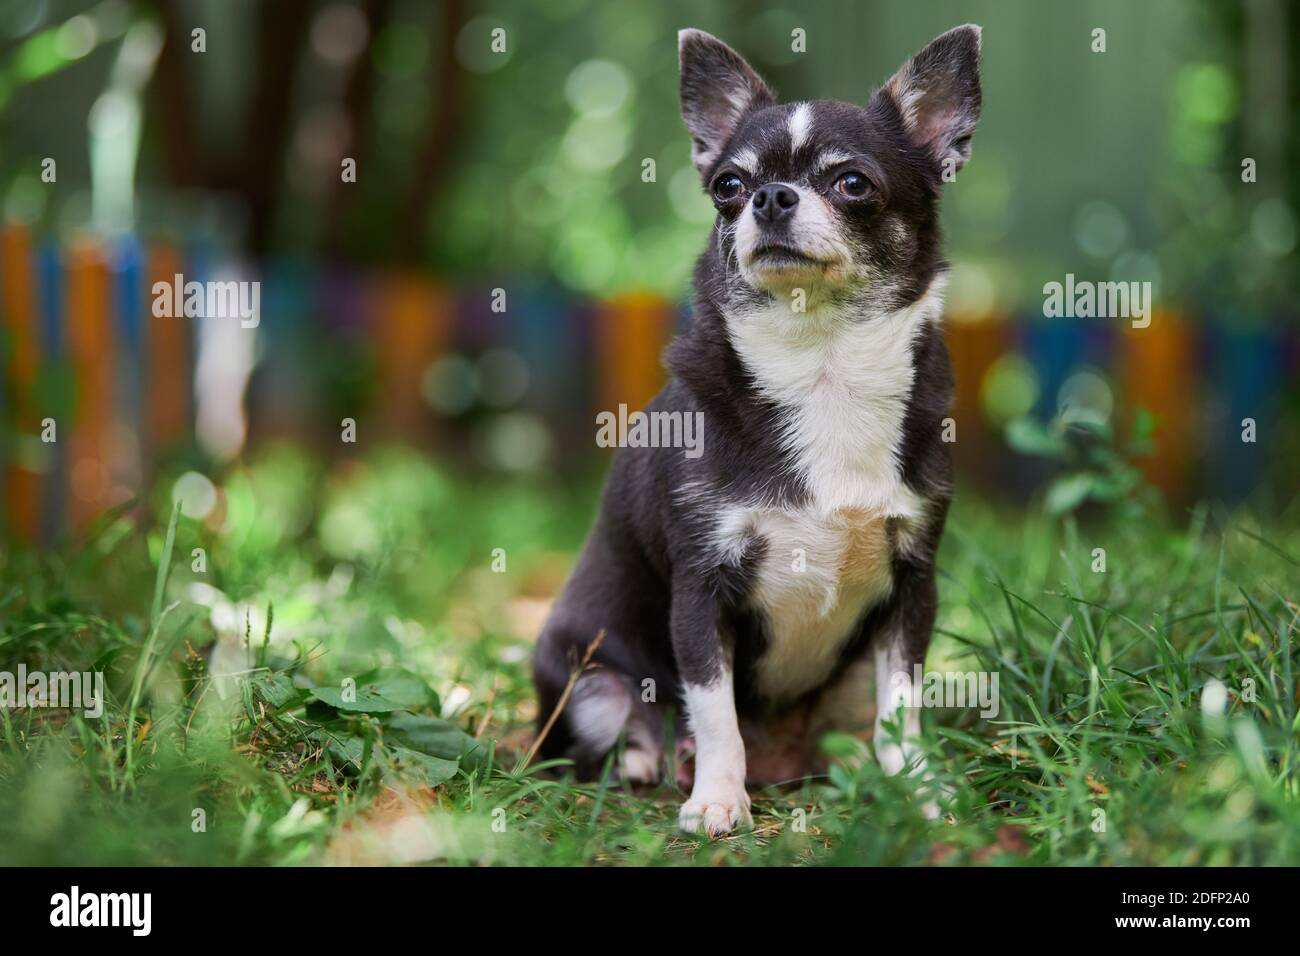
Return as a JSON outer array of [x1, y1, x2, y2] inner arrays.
[[679, 26, 982, 307]]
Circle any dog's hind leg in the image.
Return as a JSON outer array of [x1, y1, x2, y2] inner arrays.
[[534, 634, 663, 782], [567, 668, 631, 758], [616, 686, 665, 785], [569, 669, 665, 784]]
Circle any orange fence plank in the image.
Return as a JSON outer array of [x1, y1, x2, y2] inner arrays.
[[594, 292, 673, 421], [146, 242, 189, 457], [1120, 309, 1193, 498], [374, 273, 450, 436], [65, 237, 114, 530], [2, 224, 41, 542], [945, 313, 1010, 471]]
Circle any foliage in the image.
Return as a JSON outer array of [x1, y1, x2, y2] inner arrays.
[[1005, 407, 1157, 517]]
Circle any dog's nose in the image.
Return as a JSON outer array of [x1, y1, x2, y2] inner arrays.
[[752, 183, 799, 224]]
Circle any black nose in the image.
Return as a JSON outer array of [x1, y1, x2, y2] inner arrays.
[[752, 183, 799, 224]]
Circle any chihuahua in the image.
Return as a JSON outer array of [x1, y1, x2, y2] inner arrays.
[[533, 25, 981, 836]]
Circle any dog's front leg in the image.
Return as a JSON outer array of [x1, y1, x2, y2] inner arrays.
[[671, 580, 751, 837], [874, 563, 943, 818]]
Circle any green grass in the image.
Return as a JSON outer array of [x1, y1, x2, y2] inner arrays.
[[1, 444, 1297, 865]]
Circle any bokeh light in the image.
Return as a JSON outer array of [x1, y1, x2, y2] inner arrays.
[[981, 355, 1039, 426], [422, 355, 479, 416], [1057, 369, 1114, 425], [564, 59, 631, 117], [172, 471, 218, 520]]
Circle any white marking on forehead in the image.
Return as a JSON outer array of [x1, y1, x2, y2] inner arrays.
[[788, 102, 813, 152], [815, 149, 855, 172], [729, 146, 759, 175]]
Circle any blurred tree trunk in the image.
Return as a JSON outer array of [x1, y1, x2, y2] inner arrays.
[[146, 0, 467, 263], [147, 0, 309, 254], [146, 0, 211, 189], [241, 0, 312, 255], [397, 0, 467, 262], [322, 0, 394, 260]]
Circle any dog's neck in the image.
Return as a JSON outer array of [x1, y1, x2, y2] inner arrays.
[[722, 274, 946, 515]]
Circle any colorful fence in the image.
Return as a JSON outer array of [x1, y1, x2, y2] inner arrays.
[[1, 224, 1295, 545]]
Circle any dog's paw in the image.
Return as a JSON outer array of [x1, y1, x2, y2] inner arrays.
[[875, 738, 920, 777], [678, 786, 752, 837], [618, 746, 661, 785], [917, 778, 956, 821]]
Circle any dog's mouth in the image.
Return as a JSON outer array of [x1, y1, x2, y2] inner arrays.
[[748, 243, 825, 267], [743, 244, 852, 287]]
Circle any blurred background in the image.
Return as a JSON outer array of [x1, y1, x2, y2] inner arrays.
[[0, 0, 1297, 546]]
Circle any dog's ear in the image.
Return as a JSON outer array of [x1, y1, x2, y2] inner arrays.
[[876, 24, 982, 178], [679, 29, 774, 174]]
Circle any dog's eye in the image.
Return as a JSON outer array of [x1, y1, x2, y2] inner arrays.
[[834, 172, 871, 198], [712, 173, 745, 202]]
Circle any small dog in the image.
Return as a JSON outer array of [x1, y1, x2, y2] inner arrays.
[[533, 25, 981, 835]]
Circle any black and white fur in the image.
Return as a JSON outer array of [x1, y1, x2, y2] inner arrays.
[[533, 26, 982, 836]]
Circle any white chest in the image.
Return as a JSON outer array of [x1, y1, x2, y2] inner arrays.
[[710, 284, 944, 701], [738, 504, 897, 701], [726, 289, 939, 514]]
